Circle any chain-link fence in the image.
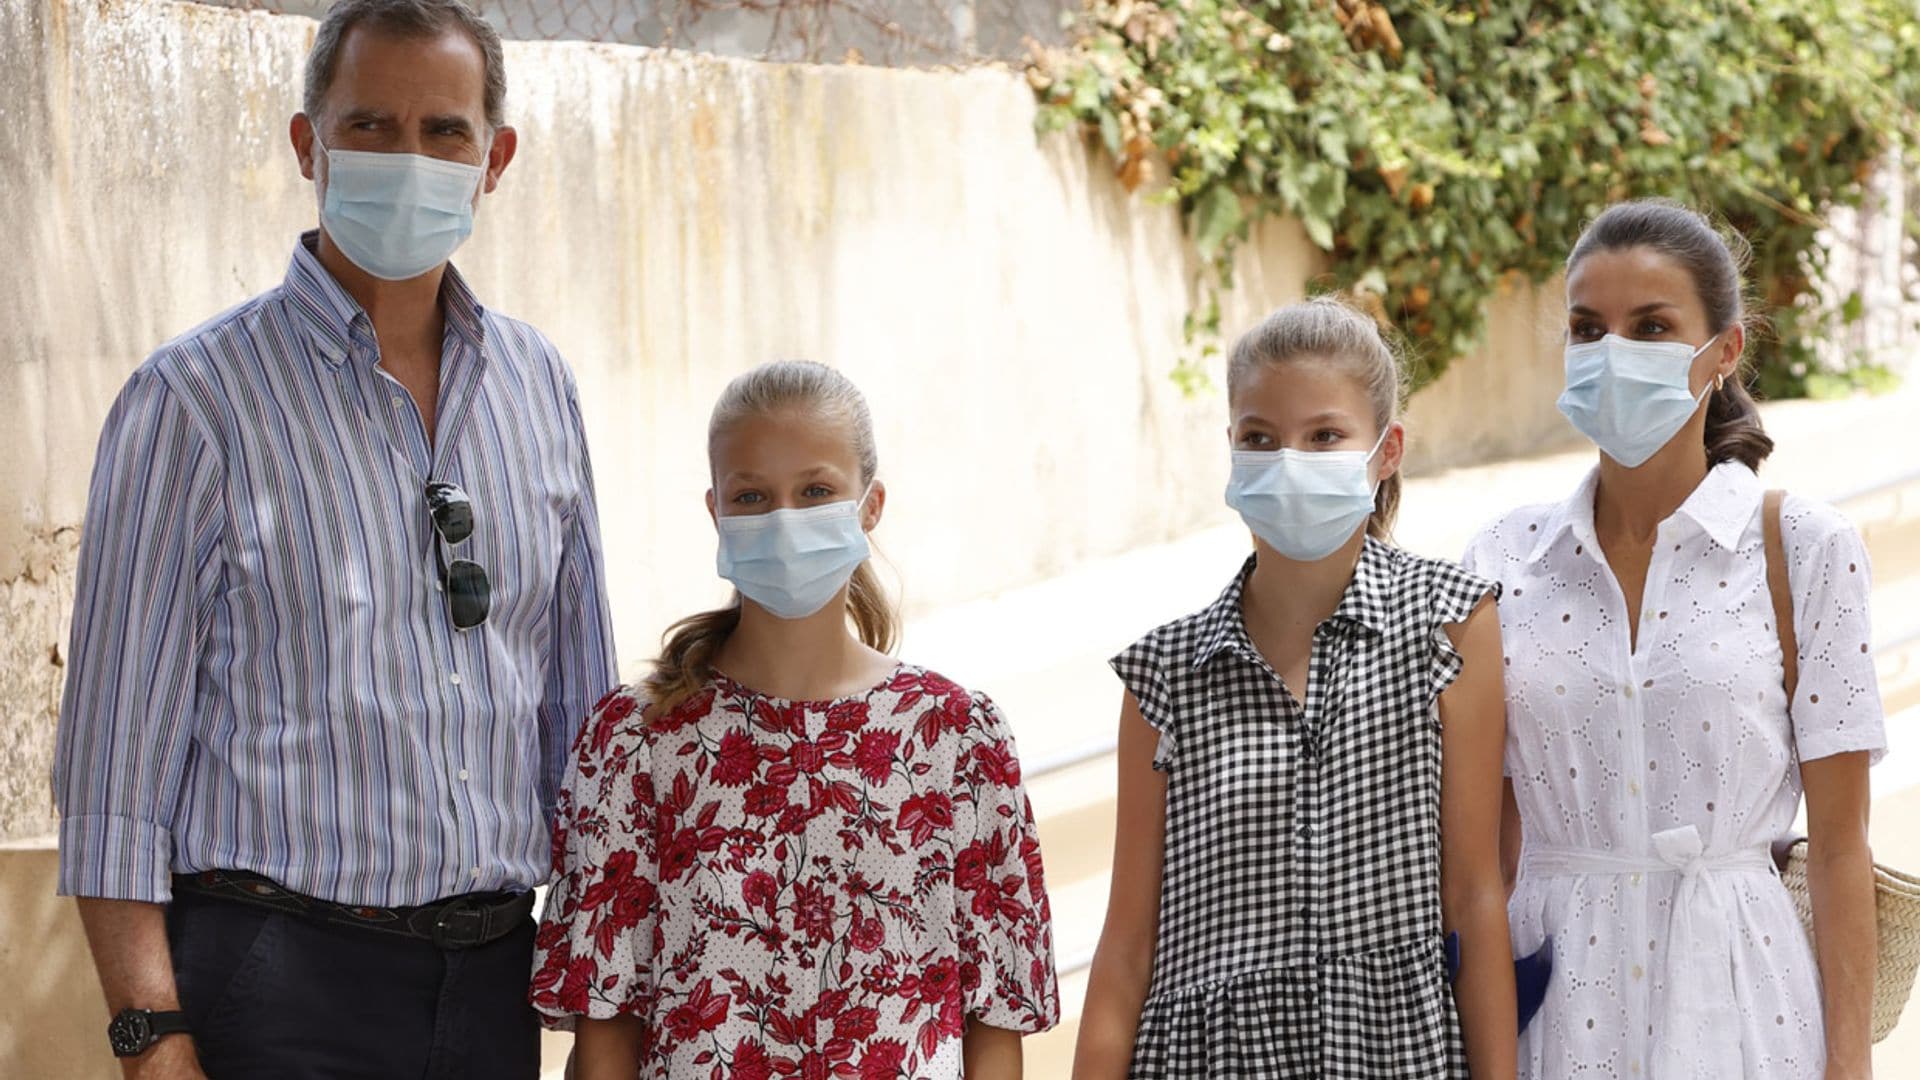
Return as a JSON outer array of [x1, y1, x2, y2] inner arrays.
[[205, 0, 1069, 66]]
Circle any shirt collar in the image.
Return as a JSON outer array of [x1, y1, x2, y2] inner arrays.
[[1189, 537, 1395, 670], [1528, 462, 1759, 560], [1528, 467, 1602, 562], [1676, 462, 1763, 551], [283, 230, 490, 368]]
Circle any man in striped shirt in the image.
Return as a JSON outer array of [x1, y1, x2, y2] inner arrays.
[[52, 2, 616, 1076]]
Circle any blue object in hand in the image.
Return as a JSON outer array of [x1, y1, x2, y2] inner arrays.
[[1445, 932, 1554, 1033]]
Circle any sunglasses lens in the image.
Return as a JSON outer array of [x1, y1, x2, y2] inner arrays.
[[434, 503, 475, 545], [446, 560, 491, 630]]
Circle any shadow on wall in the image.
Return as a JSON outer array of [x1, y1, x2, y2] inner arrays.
[[0, 847, 114, 1080]]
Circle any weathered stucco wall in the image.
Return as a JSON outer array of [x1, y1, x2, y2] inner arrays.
[[0, 0, 1573, 846]]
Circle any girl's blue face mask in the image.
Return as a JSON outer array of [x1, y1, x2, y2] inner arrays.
[[1224, 426, 1389, 562], [315, 136, 487, 281], [715, 487, 874, 620]]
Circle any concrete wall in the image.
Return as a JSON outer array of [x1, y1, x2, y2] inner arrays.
[[0, 0, 1574, 849]]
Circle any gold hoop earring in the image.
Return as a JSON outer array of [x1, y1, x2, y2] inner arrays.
[[1715, 373, 1726, 392]]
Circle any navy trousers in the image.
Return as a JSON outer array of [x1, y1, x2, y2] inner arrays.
[[166, 889, 542, 1080]]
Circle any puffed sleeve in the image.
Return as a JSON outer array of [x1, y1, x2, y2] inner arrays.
[[1110, 631, 1180, 771], [1428, 558, 1502, 702], [530, 686, 661, 1030], [1782, 497, 1887, 764], [949, 692, 1060, 1034]]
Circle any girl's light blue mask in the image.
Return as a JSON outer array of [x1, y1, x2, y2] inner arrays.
[[316, 138, 486, 281], [1225, 427, 1388, 562], [1557, 333, 1719, 468], [716, 488, 873, 620]]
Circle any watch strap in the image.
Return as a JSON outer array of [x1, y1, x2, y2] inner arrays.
[[146, 1010, 191, 1038]]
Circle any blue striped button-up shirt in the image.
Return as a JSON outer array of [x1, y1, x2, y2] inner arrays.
[[54, 234, 618, 907]]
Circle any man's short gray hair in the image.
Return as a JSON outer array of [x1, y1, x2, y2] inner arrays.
[[303, 0, 507, 130]]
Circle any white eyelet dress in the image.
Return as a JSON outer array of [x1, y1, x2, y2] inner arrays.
[[1463, 462, 1887, 1080], [1111, 538, 1498, 1078]]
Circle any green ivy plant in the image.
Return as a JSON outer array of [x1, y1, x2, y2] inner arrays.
[[1028, 0, 1920, 394]]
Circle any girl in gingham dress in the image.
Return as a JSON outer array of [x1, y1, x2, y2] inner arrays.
[[1073, 299, 1518, 1079]]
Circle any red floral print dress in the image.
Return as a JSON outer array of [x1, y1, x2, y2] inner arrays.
[[531, 665, 1060, 1079]]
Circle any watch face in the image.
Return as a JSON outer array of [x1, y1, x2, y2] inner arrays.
[[109, 1011, 152, 1056]]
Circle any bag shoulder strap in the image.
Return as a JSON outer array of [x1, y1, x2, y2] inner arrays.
[[1761, 489, 1799, 706]]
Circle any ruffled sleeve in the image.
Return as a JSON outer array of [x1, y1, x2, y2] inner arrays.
[[1110, 632, 1180, 771], [1782, 497, 1888, 764], [1425, 558, 1502, 702], [949, 692, 1061, 1034], [530, 685, 662, 1031]]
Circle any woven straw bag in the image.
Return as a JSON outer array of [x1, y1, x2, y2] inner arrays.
[[1761, 489, 1920, 1043], [1774, 839, 1920, 1042]]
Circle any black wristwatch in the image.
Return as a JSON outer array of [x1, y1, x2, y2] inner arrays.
[[108, 1008, 191, 1057]]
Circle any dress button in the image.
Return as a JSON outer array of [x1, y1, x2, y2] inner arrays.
[[1298, 825, 1312, 839]]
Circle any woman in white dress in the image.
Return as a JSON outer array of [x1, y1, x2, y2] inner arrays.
[[1463, 200, 1884, 1080]]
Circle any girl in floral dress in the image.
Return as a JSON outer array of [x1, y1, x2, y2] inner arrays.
[[531, 360, 1059, 1079]]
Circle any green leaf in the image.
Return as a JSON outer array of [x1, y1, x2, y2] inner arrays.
[[1192, 185, 1246, 261]]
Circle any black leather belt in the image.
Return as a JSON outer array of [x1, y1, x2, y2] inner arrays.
[[173, 869, 534, 950]]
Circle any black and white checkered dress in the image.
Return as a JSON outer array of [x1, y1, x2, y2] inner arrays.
[[1112, 538, 1498, 1078]]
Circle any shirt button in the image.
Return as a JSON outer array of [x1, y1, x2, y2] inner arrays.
[[449, 673, 463, 686], [433, 579, 445, 593], [470, 867, 482, 880], [458, 768, 470, 782], [391, 395, 405, 409]]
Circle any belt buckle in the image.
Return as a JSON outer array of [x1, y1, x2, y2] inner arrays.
[[430, 897, 486, 950]]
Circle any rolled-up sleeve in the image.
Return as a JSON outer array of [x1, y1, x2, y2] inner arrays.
[[54, 368, 225, 902], [536, 376, 617, 825]]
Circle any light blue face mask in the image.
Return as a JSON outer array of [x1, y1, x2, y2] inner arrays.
[[316, 137, 486, 281], [715, 488, 873, 620], [1225, 427, 1388, 562], [1558, 333, 1719, 469]]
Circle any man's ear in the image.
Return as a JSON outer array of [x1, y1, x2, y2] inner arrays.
[[482, 126, 518, 195], [292, 112, 319, 182]]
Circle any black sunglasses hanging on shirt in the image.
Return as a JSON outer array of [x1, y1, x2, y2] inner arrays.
[[425, 481, 491, 631]]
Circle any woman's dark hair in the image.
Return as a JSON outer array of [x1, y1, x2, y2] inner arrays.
[[1567, 200, 1774, 470]]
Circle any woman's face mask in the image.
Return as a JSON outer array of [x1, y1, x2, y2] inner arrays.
[[1557, 333, 1721, 468]]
